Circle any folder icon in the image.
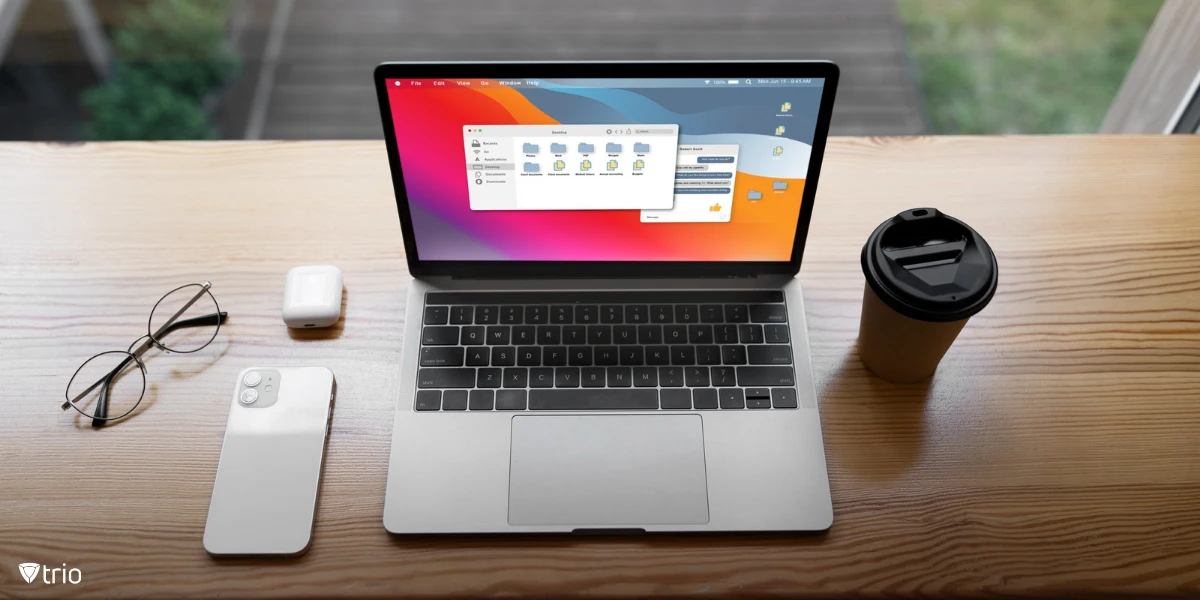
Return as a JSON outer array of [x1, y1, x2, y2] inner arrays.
[[606, 160, 618, 171], [605, 142, 622, 153], [522, 143, 539, 153], [633, 142, 650, 153], [553, 159, 565, 171], [774, 126, 786, 136], [748, 190, 763, 200], [523, 162, 539, 173], [550, 143, 567, 154], [773, 146, 783, 156], [633, 159, 644, 171], [578, 142, 594, 153], [781, 102, 791, 113], [580, 159, 591, 171], [772, 180, 787, 190]]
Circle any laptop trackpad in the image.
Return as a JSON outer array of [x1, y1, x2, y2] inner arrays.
[[508, 415, 709, 527]]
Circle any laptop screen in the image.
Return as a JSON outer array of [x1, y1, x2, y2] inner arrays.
[[385, 77, 827, 262]]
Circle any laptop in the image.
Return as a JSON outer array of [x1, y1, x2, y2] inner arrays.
[[375, 61, 839, 533]]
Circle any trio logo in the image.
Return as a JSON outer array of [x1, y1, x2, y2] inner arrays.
[[17, 562, 82, 584]]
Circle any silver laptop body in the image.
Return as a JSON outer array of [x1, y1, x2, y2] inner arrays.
[[374, 61, 839, 533]]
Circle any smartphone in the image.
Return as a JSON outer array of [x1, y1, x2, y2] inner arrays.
[[203, 366, 335, 556]]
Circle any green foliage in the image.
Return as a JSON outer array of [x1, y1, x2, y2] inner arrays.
[[897, 0, 1162, 134], [84, 0, 240, 140]]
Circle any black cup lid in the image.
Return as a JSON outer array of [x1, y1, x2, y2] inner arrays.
[[861, 208, 997, 322]]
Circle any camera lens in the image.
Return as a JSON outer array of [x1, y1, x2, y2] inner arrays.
[[239, 389, 259, 405]]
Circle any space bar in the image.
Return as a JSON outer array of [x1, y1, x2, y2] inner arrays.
[[529, 389, 659, 410]]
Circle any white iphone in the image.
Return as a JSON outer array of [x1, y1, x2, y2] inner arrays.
[[203, 366, 335, 556]]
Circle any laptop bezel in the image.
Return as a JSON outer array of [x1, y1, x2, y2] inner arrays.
[[373, 60, 840, 279]]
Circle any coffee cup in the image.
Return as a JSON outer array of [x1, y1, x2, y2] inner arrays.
[[858, 208, 997, 383]]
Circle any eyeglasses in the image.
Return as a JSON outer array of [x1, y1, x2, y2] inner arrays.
[[62, 282, 228, 427]]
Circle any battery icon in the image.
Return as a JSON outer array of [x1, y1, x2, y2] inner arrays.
[[727, 80, 739, 84]]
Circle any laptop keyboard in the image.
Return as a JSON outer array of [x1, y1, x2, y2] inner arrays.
[[413, 291, 799, 412]]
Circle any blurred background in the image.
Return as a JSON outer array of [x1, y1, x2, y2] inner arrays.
[[1, 0, 1196, 141]]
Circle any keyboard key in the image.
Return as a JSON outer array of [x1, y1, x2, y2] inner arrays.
[[442, 390, 468, 410], [650, 305, 673, 323], [750, 304, 787, 323], [700, 304, 724, 323], [737, 366, 796, 386], [543, 346, 567, 366], [450, 306, 473, 324], [724, 304, 748, 323], [491, 346, 515, 366], [688, 324, 712, 344], [646, 346, 670, 365], [764, 324, 790, 344], [739, 324, 764, 344], [555, 367, 580, 388], [721, 345, 747, 365], [466, 347, 489, 366], [588, 325, 612, 345], [748, 345, 792, 365], [517, 346, 541, 366], [693, 388, 718, 409], [719, 388, 746, 409], [696, 345, 721, 365], [660, 389, 692, 409], [525, 305, 548, 324], [550, 305, 572, 324], [607, 367, 632, 387], [582, 367, 606, 388], [417, 368, 475, 388], [530, 368, 555, 388], [625, 305, 648, 324], [487, 325, 510, 345], [424, 306, 448, 325], [659, 366, 683, 387], [620, 346, 644, 365], [633, 367, 657, 387], [638, 325, 663, 344], [422, 326, 459, 345], [563, 325, 586, 345], [746, 387, 771, 400], [461, 326, 485, 345], [601, 305, 623, 324], [503, 367, 528, 388], [675, 305, 698, 323], [664, 325, 688, 344], [710, 366, 736, 387], [568, 346, 593, 366], [685, 366, 710, 387], [421, 347, 464, 367], [513, 325, 536, 345], [501, 306, 522, 324], [613, 325, 638, 344], [771, 388, 799, 409], [496, 390, 527, 410], [415, 390, 441, 411], [537, 325, 561, 345], [671, 345, 696, 365], [575, 305, 598, 324], [595, 346, 619, 366], [747, 397, 772, 409], [475, 306, 498, 325], [529, 389, 658, 410], [469, 390, 494, 410], [477, 368, 502, 388], [715, 324, 739, 344]]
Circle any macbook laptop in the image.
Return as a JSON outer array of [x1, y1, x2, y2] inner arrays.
[[375, 61, 838, 533]]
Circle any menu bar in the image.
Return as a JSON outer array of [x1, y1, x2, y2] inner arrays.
[[390, 78, 824, 89]]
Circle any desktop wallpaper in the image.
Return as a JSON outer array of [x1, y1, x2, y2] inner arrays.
[[386, 77, 826, 261]]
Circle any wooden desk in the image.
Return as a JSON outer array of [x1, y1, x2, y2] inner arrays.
[[2, 137, 1198, 599]]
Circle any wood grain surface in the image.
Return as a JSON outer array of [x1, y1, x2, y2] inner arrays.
[[1, 137, 1199, 599]]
